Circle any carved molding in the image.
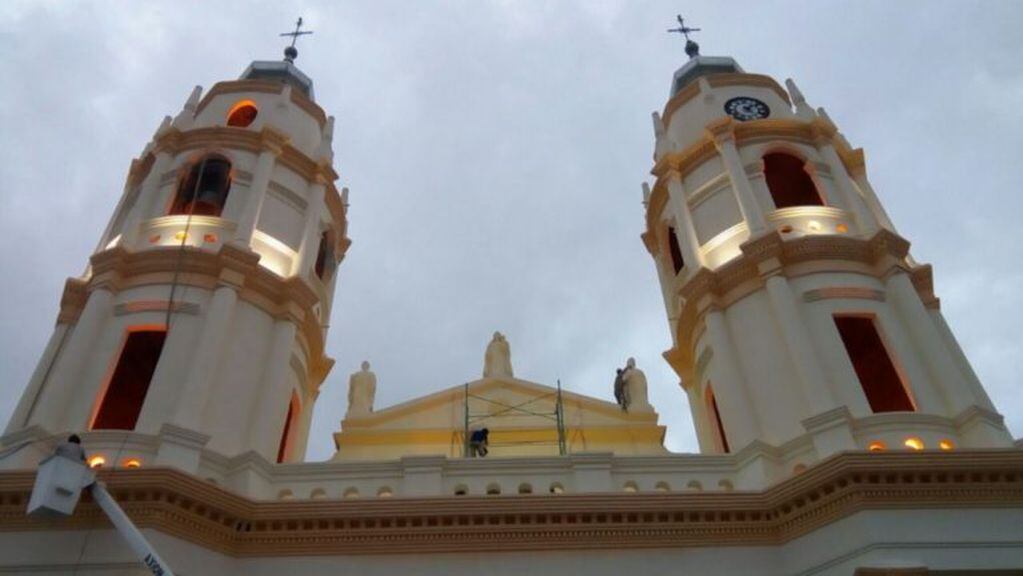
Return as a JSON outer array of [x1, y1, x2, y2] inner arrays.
[[0, 450, 1019, 556]]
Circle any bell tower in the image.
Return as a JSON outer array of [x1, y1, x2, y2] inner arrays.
[[4, 41, 349, 466], [642, 26, 1013, 463]]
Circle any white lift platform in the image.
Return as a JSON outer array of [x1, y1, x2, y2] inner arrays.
[[27, 449, 176, 576]]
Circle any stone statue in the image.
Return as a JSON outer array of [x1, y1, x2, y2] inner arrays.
[[346, 361, 377, 418], [483, 331, 514, 379], [620, 357, 653, 413]]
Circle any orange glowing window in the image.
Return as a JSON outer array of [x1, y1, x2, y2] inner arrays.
[[939, 439, 955, 451], [88, 455, 106, 468], [868, 440, 886, 452], [227, 100, 258, 128], [904, 437, 924, 451], [122, 458, 142, 469]]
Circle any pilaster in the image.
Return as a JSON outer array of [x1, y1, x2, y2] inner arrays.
[[706, 118, 768, 235], [665, 170, 705, 270], [703, 308, 762, 451], [232, 128, 288, 247]]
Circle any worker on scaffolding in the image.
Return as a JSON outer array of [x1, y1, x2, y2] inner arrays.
[[55, 434, 87, 462], [469, 428, 490, 457]]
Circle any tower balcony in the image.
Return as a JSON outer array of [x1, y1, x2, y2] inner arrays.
[[697, 206, 856, 272], [126, 216, 298, 278], [130, 215, 234, 253]]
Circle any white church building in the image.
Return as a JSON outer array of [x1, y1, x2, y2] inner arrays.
[[1, 24, 1021, 576]]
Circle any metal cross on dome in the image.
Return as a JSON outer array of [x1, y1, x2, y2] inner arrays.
[[667, 15, 701, 58], [280, 17, 314, 63]]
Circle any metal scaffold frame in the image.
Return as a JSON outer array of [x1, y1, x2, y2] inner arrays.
[[461, 380, 567, 457]]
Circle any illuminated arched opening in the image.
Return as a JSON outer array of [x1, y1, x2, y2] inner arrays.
[[91, 327, 167, 431], [705, 385, 730, 454], [314, 229, 337, 282], [170, 155, 232, 217], [667, 226, 685, 274], [226, 100, 259, 128], [763, 153, 823, 209], [275, 391, 301, 463]]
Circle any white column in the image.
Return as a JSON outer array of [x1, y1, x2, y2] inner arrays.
[[886, 272, 974, 413], [684, 384, 715, 453], [246, 319, 298, 460], [817, 143, 877, 235], [665, 171, 704, 269], [232, 149, 278, 246], [703, 310, 762, 449], [763, 275, 837, 414], [173, 284, 238, 430], [711, 134, 768, 235], [293, 181, 326, 277], [4, 323, 71, 434], [289, 388, 318, 462], [121, 151, 175, 247], [34, 289, 114, 428]]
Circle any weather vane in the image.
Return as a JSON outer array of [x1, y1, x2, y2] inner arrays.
[[667, 15, 701, 59], [280, 17, 314, 63]]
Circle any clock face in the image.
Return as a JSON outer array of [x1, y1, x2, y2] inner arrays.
[[724, 97, 770, 121]]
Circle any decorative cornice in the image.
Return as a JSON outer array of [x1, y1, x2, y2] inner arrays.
[[1, 450, 1019, 556]]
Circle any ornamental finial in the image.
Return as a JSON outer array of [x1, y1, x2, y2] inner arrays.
[[280, 17, 314, 63], [667, 15, 701, 59]]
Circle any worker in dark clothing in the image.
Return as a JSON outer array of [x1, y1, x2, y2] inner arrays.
[[469, 428, 490, 457], [54, 434, 86, 462]]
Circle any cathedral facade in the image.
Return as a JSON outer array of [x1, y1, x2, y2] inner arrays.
[[0, 30, 1021, 576]]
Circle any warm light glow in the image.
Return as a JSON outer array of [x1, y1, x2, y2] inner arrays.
[[227, 100, 259, 128], [122, 458, 142, 469], [203, 233, 218, 243], [88, 455, 106, 468], [835, 223, 849, 233], [868, 440, 886, 452], [174, 231, 189, 241], [105, 234, 122, 250], [807, 220, 822, 232], [939, 439, 955, 451], [904, 437, 925, 451]]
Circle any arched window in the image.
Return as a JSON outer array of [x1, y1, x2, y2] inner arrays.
[[763, 153, 823, 209], [314, 230, 337, 282], [91, 328, 167, 431], [275, 392, 301, 463], [667, 226, 685, 275], [833, 315, 914, 413], [170, 156, 232, 217], [226, 100, 259, 128], [706, 385, 730, 454]]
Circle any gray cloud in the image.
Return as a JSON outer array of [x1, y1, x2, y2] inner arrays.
[[1, 1, 1020, 460]]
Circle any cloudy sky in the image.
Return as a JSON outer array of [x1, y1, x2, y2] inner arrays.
[[1, 1, 1020, 461]]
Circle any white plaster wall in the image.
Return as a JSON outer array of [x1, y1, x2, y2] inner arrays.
[[666, 84, 793, 150], [691, 186, 742, 244], [191, 91, 322, 157]]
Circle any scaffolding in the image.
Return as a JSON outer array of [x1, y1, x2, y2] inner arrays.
[[462, 380, 567, 457]]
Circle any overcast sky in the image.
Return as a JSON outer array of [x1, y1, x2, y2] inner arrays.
[[1, 1, 1020, 461]]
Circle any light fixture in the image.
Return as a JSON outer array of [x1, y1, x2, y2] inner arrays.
[[903, 437, 924, 451], [939, 439, 955, 451], [88, 455, 106, 468], [122, 458, 142, 469], [867, 440, 886, 452]]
